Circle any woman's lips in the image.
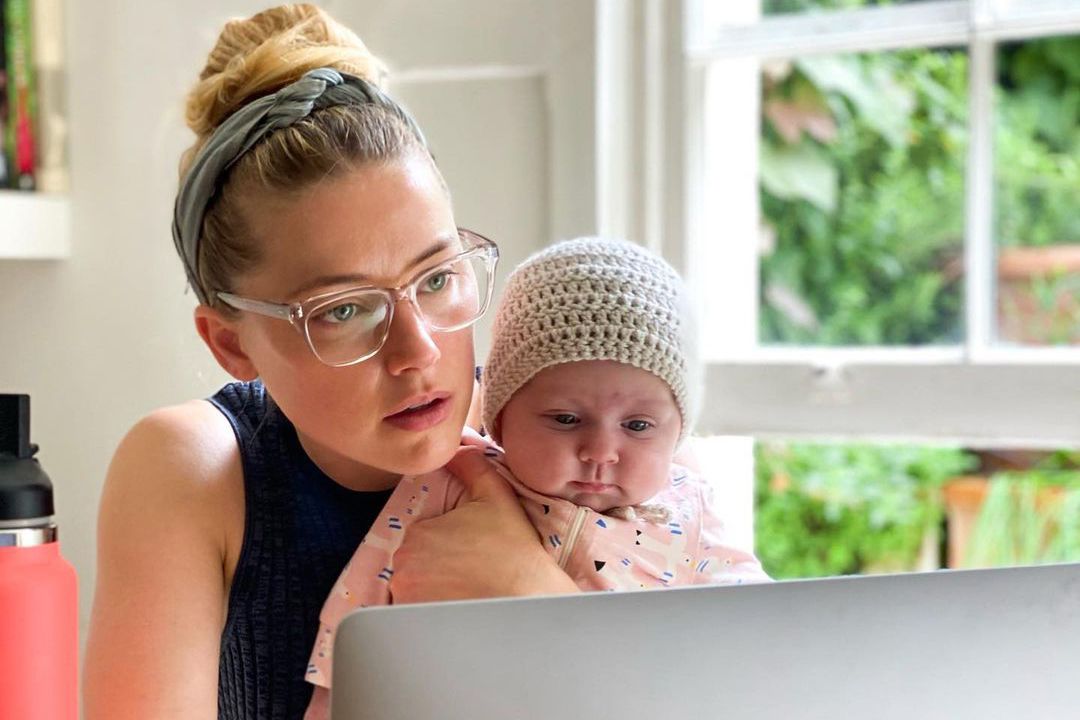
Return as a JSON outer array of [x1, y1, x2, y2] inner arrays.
[[383, 395, 452, 432]]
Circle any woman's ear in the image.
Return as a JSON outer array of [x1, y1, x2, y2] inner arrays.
[[193, 305, 258, 381]]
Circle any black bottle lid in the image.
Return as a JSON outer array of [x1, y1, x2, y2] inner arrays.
[[0, 394, 55, 522]]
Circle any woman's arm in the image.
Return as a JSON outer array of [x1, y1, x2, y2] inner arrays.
[[84, 402, 244, 720], [390, 447, 579, 603]]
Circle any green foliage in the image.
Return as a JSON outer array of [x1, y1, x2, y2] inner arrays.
[[966, 462, 1080, 567], [759, 49, 968, 345], [760, 141, 838, 212], [758, 31, 1080, 345], [764, 0, 900, 12], [754, 442, 976, 579], [995, 38, 1080, 248]]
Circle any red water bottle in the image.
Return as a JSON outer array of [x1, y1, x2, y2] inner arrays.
[[0, 394, 78, 720]]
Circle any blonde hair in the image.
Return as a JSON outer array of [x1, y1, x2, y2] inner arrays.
[[179, 4, 430, 304]]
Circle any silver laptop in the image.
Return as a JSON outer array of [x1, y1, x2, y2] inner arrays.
[[331, 563, 1080, 719]]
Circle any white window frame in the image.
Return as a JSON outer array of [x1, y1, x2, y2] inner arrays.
[[672, 0, 1080, 449]]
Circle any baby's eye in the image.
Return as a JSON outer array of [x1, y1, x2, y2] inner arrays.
[[552, 414, 579, 425], [624, 419, 652, 432]]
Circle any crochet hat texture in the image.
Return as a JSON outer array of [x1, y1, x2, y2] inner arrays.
[[481, 237, 700, 442]]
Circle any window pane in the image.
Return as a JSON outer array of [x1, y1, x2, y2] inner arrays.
[[994, 35, 1080, 347], [755, 440, 1080, 580], [764, 0, 934, 15], [758, 49, 968, 346]]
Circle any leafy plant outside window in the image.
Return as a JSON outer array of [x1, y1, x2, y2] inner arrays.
[[758, 30, 1079, 346], [759, 48, 968, 346], [754, 443, 976, 579], [965, 461, 1080, 567]]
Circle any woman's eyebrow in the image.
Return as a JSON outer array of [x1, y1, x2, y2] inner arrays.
[[288, 233, 458, 297], [407, 235, 459, 271]]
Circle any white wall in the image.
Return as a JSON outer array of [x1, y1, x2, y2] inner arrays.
[[0, 0, 596, 661]]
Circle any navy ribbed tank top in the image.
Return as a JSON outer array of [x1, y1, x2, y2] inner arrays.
[[209, 381, 393, 720]]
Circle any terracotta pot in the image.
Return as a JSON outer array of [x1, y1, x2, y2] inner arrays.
[[997, 244, 1080, 345], [942, 476, 987, 568]]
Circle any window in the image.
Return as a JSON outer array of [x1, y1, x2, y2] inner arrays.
[[676, 0, 1080, 576], [685, 0, 1080, 446]]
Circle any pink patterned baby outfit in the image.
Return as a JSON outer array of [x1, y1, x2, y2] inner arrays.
[[305, 448, 769, 700]]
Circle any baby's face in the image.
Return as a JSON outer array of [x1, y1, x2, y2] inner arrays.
[[497, 360, 682, 513]]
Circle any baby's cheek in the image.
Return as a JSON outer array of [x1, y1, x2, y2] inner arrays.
[[626, 460, 673, 503], [515, 446, 574, 493]]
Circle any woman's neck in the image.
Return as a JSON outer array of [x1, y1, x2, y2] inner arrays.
[[294, 431, 401, 492]]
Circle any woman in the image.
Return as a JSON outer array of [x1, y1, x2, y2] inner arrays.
[[83, 6, 576, 719]]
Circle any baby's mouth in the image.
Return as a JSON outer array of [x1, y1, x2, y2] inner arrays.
[[572, 481, 615, 493]]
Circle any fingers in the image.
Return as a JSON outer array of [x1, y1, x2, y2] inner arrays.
[[445, 446, 515, 503], [460, 426, 492, 449]]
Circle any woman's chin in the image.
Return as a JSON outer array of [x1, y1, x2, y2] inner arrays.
[[389, 433, 462, 476]]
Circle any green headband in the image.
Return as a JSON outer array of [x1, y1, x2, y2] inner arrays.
[[171, 67, 426, 304]]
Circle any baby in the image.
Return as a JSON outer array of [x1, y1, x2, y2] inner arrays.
[[304, 237, 769, 717]]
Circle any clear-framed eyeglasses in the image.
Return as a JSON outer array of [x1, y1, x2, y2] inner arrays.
[[216, 228, 499, 367]]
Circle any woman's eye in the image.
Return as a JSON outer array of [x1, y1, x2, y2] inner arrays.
[[625, 419, 652, 432], [322, 303, 360, 323], [422, 271, 453, 293], [552, 414, 579, 426]]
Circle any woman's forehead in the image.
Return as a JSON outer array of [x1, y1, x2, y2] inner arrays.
[[241, 157, 456, 296]]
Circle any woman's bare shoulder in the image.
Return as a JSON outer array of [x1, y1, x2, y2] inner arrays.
[[100, 398, 245, 554], [109, 399, 239, 491]]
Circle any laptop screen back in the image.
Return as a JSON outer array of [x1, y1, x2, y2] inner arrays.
[[332, 563, 1080, 720]]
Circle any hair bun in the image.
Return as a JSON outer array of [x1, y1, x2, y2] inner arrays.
[[185, 3, 387, 138]]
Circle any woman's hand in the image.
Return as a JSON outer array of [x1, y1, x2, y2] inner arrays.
[[390, 447, 579, 603], [459, 424, 490, 449]]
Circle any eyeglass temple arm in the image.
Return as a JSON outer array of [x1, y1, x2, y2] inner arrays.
[[217, 293, 295, 322]]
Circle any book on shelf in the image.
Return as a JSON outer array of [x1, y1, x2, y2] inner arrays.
[[5, 0, 36, 191], [31, 0, 65, 193], [0, 1, 8, 188], [1, 0, 66, 194]]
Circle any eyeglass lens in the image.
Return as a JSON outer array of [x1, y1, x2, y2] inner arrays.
[[304, 252, 491, 365]]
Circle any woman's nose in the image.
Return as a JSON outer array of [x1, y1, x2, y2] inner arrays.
[[578, 428, 619, 465], [382, 298, 440, 375]]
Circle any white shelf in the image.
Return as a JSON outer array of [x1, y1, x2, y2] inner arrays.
[[0, 190, 71, 259]]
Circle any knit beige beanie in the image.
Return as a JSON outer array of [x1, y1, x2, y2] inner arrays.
[[481, 237, 700, 443]]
